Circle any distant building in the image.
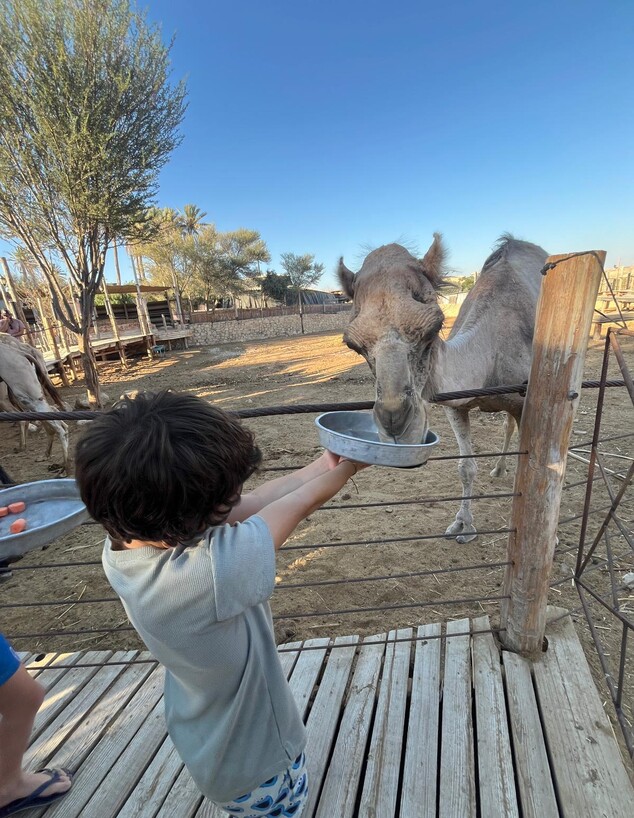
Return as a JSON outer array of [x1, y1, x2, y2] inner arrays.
[[602, 266, 633, 293]]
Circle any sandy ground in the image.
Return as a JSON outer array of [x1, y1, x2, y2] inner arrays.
[[1, 330, 632, 742]]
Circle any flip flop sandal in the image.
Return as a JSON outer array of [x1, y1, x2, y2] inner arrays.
[[0, 768, 74, 817]]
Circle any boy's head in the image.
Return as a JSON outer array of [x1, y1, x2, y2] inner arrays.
[[75, 391, 261, 546]]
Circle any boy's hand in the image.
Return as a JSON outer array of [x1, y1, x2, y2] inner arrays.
[[321, 450, 343, 470], [321, 451, 371, 472], [341, 458, 371, 473]]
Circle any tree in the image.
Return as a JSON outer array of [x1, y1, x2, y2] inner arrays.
[[460, 274, 476, 292], [261, 271, 292, 305], [181, 204, 207, 237], [0, 0, 186, 405], [220, 229, 271, 289], [280, 252, 325, 333]]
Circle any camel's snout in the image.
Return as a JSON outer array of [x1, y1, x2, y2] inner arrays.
[[374, 396, 428, 443]]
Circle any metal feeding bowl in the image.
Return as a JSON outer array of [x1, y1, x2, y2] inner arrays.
[[0, 479, 90, 562], [315, 411, 440, 468]]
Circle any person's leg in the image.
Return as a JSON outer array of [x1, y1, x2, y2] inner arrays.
[[0, 662, 72, 808]]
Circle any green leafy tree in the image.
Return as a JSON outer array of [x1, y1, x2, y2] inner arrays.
[[261, 271, 292, 304], [280, 252, 325, 333], [181, 203, 208, 236], [0, 0, 186, 404], [460, 274, 476, 292], [219, 229, 271, 290]]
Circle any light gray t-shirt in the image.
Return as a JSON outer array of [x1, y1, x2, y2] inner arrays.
[[102, 516, 306, 803]]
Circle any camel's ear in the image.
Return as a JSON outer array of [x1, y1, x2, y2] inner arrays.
[[338, 258, 356, 299], [419, 232, 446, 289]]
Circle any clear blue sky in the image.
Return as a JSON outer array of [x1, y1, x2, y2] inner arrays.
[[6, 0, 634, 289]]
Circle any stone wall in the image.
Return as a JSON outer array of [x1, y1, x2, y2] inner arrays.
[[190, 310, 351, 346]]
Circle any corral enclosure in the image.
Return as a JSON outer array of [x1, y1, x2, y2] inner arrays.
[[1, 328, 633, 745]]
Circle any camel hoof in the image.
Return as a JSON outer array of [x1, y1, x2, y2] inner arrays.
[[445, 520, 477, 543]]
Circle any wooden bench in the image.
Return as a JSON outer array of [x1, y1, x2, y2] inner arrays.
[[591, 311, 634, 340]]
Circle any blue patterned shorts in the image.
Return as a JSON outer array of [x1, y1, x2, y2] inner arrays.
[[219, 753, 308, 817]]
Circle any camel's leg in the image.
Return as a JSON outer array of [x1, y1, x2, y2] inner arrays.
[[490, 413, 516, 478], [14, 394, 69, 474], [444, 406, 477, 543], [41, 420, 69, 473]]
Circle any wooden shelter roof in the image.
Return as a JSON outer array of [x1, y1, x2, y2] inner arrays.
[[106, 284, 168, 294]]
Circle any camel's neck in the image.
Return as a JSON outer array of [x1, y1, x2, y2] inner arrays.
[[426, 324, 494, 397]]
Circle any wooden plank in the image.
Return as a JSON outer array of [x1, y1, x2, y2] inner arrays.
[[25, 650, 82, 681], [42, 667, 165, 818], [31, 650, 112, 739], [288, 637, 330, 720], [501, 250, 605, 656], [303, 636, 359, 818], [502, 651, 559, 818], [315, 634, 386, 818], [194, 799, 225, 818], [26, 651, 137, 771], [31, 656, 155, 788], [439, 619, 476, 818], [400, 622, 442, 818], [472, 616, 519, 818], [533, 612, 634, 818], [77, 695, 169, 818], [116, 738, 184, 818], [154, 765, 203, 818], [278, 639, 301, 678], [358, 628, 412, 818]]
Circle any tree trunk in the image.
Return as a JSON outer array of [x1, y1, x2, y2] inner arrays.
[[77, 328, 102, 407], [113, 241, 122, 286]]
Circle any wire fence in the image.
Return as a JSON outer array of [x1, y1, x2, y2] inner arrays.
[[1, 321, 632, 757]]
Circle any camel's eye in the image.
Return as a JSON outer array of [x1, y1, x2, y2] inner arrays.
[[412, 291, 428, 304]]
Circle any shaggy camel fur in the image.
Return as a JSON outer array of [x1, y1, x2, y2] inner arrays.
[[0, 336, 69, 471], [338, 234, 548, 541]]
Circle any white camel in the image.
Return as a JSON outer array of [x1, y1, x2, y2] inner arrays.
[[338, 234, 547, 542], [0, 336, 69, 472]]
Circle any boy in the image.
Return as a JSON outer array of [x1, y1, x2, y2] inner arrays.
[[75, 391, 367, 817], [0, 633, 73, 817]]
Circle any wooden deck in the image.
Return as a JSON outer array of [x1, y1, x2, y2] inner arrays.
[[41, 326, 193, 380], [42, 330, 153, 373], [20, 611, 633, 818]]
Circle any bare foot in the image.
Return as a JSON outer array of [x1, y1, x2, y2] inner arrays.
[[0, 768, 72, 809]]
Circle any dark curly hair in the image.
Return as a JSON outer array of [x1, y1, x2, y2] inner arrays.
[[75, 391, 261, 546]]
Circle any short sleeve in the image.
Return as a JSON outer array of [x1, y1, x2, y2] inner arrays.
[[209, 516, 276, 621]]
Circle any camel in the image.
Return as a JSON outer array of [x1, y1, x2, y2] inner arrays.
[[0, 380, 32, 451], [338, 233, 548, 542], [0, 336, 69, 472]]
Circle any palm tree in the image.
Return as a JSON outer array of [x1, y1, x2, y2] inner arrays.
[[181, 203, 207, 237]]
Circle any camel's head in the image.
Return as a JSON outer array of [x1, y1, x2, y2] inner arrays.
[[339, 234, 446, 443]]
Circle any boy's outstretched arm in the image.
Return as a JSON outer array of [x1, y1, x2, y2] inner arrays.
[[227, 450, 342, 524], [256, 459, 363, 550]]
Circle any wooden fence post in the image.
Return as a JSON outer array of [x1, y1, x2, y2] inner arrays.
[[500, 250, 605, 658], [0, 256, 34, 344]]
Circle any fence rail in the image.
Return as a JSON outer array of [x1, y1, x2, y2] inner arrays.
[[189, 303, 350, 323]]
